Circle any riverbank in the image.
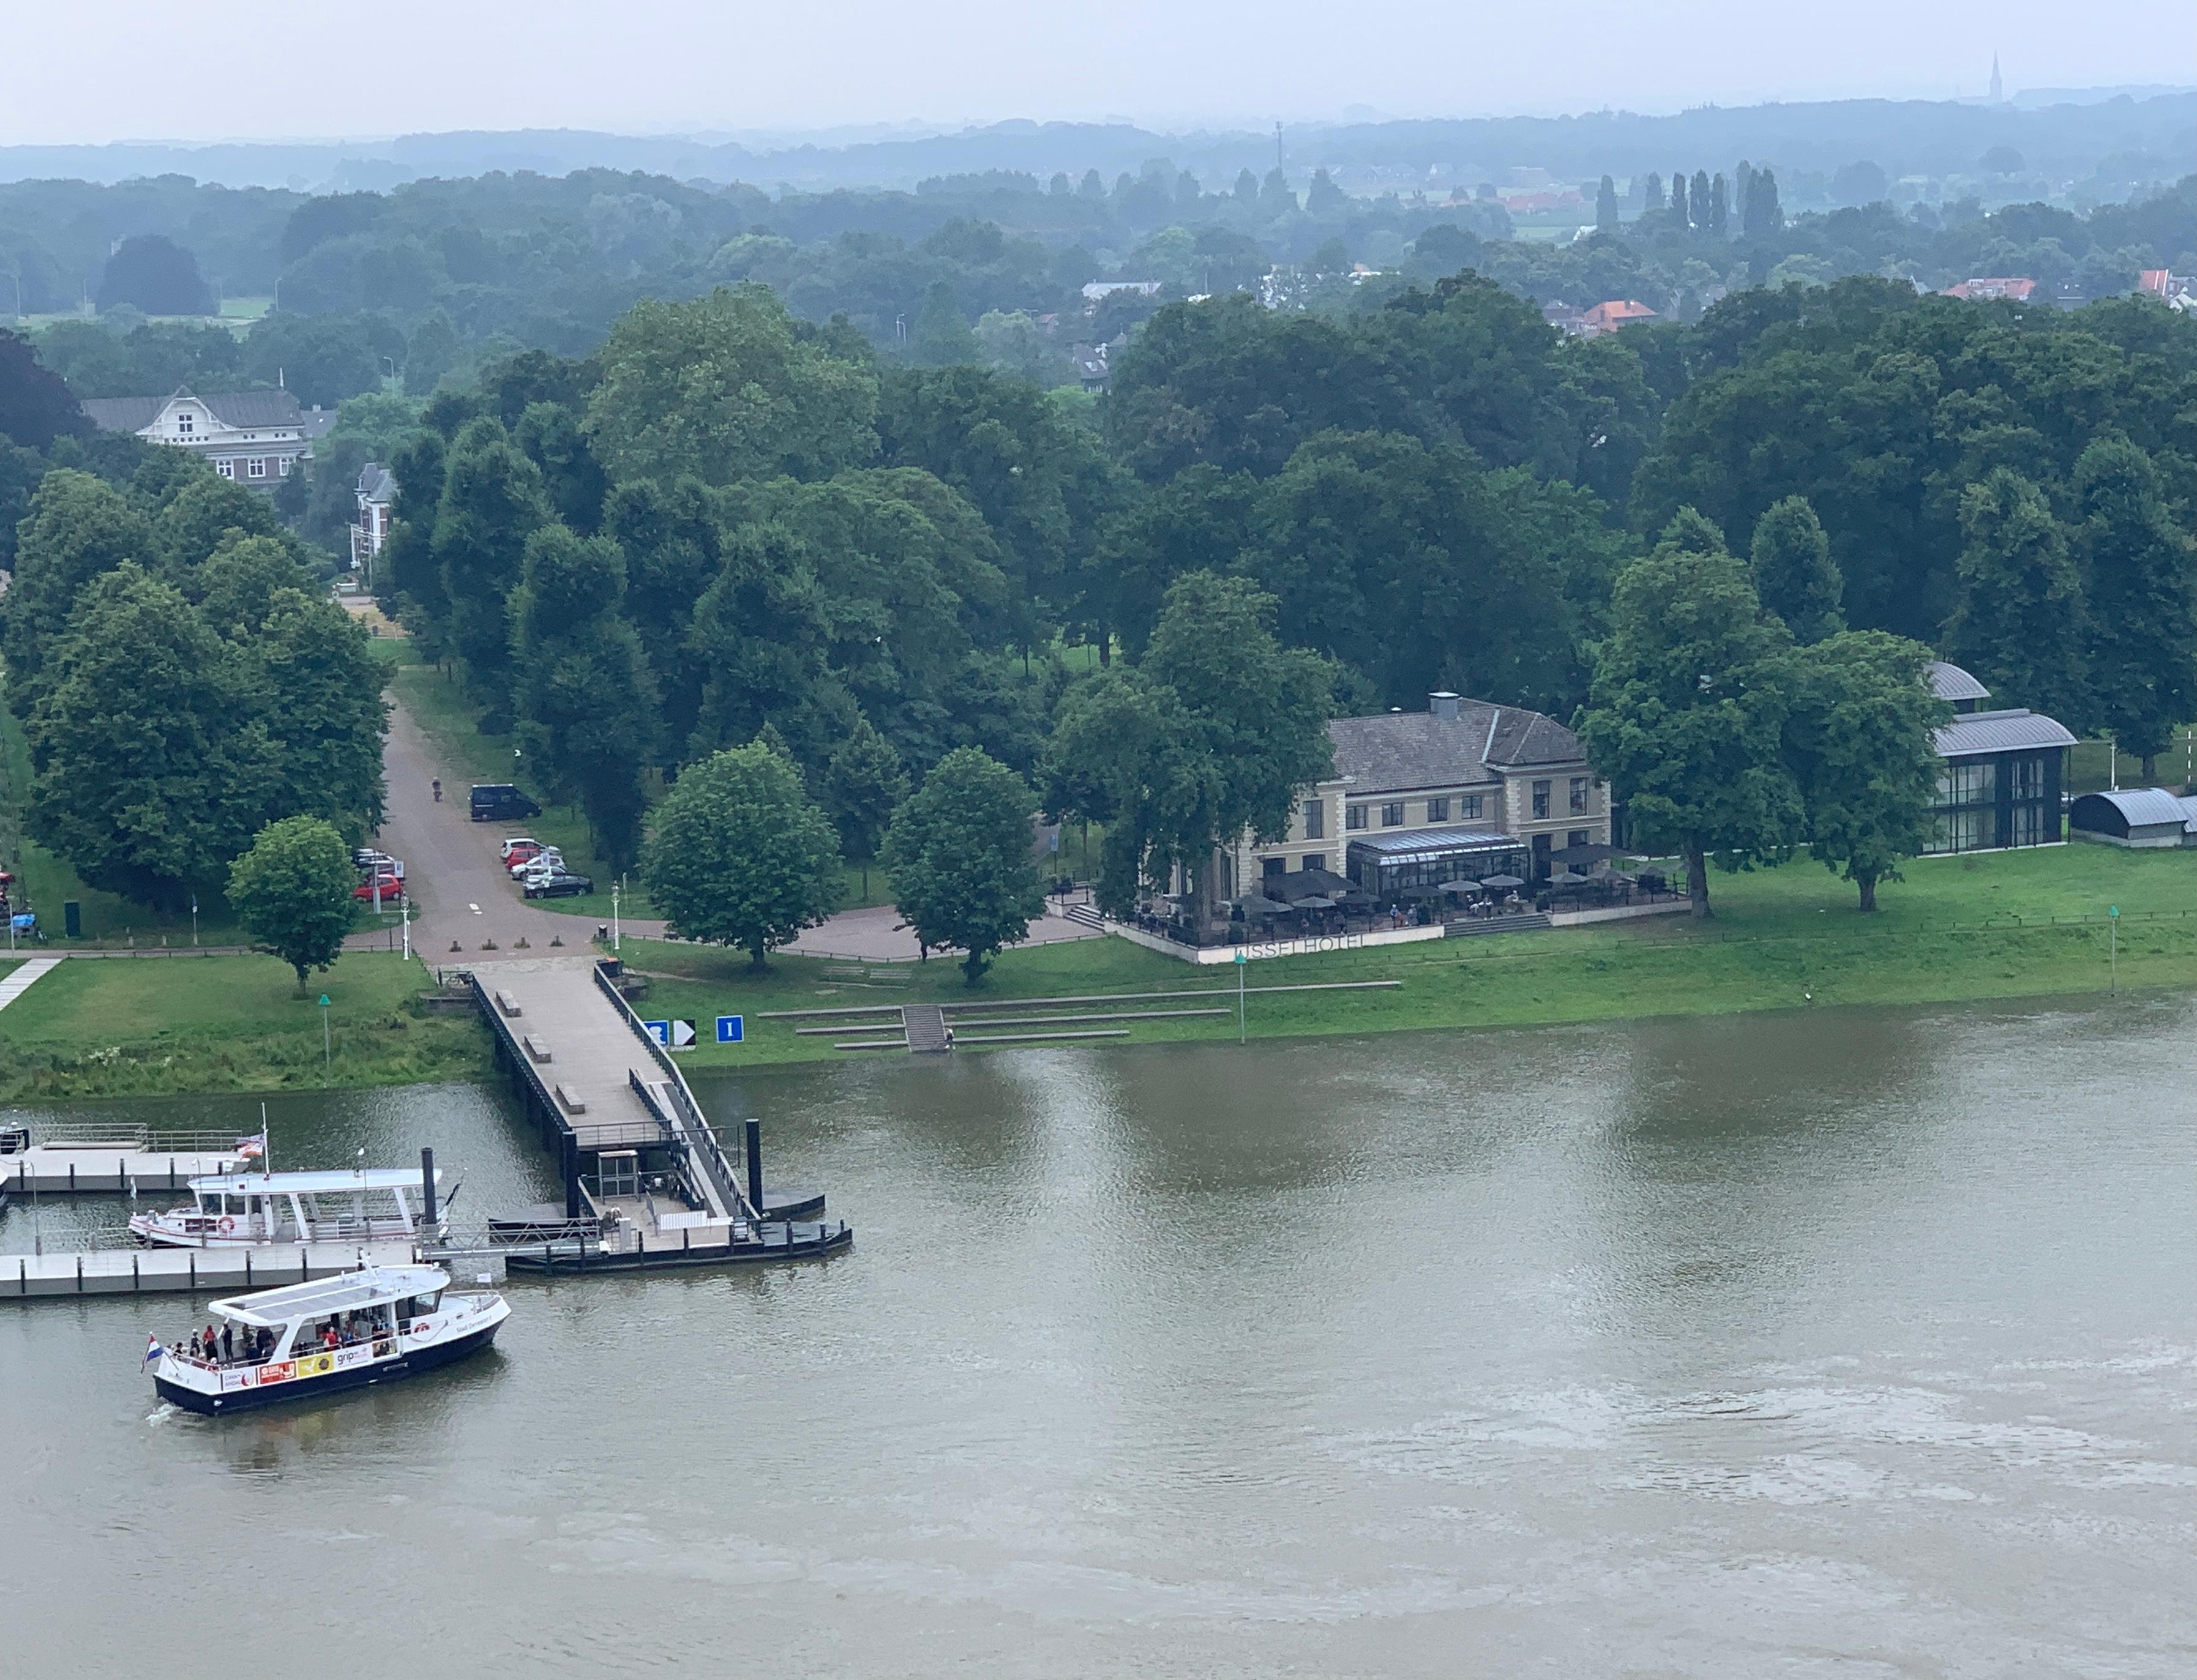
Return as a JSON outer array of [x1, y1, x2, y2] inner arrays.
[[632, 843, 2196, 1069], [0, 951, 488, 1100], [1, 846, 2186, 1099]]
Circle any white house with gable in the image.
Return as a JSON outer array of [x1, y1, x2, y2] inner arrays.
[[79, 386, 310, 491]]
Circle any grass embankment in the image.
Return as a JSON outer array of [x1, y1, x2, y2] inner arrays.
[[624, 844, 2196, 1071], [0, 951, 488, 1101]]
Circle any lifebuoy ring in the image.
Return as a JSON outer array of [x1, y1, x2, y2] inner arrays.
[[217, 1216, 235, 1233]]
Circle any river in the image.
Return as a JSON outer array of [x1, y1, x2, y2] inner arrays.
[[2, 996, 2190, 1676]]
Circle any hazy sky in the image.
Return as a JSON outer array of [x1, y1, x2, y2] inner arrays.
[[4, 1, 2188, 145]]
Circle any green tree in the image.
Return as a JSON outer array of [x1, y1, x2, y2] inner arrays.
[[1669, 171, 1689, 226], [24, 565, 281, 907], [1306, 168, 1349, 216], [431, 418, 549, 690], [584, 284, 878, 487], [639, 741, 840, 968], [1786, 631, 1950, 911], [227, 816, 358, 993], [1944, 468, 2090, 729], [1596, 175, 1620, 231], [1575, 511, 1803, 919], [154, 471, 283, 571], [881, 745, 1045, 984], [247, 586, 390, 834], [97, 234, 214, 316], [1748, 495, 1845, 643], [2, 469, 155, 715], [509, 526, 659, 867], [1047, 571, 1334, 930], [404, 313, 463, 395], [1, 327, 91, 450], [823, 714, 909, 900], [910, 280, 980, 368], [2073, 438, 2195, 778], [514, 400, 608, 535]]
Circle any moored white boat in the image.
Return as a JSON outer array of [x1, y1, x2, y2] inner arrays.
[[128, 1167, 450, 1248], [149, 1264, 508, 1415]]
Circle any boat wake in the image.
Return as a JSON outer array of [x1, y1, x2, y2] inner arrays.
[[146, 1402, 180, 1426]]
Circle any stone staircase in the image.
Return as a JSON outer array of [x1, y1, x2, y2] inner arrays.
[[1061, 903, 1106, 933], [902, 1004, 953, 1053], [1443, 912, 1552, 938]]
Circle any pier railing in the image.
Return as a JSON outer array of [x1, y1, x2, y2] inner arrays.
[[17, 1119, 248, 1153], [596, 963, 758, 1223]]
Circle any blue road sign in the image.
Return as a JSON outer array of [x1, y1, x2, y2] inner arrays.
[[716, 1015, 744, 1043], [643, 1020, 669, 1045]]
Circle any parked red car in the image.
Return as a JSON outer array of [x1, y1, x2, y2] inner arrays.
[[354, 874, 405, 903]]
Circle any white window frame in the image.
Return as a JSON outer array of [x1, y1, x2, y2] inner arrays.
[[247, 457, 267, 479], [215, 458, 234, 479]]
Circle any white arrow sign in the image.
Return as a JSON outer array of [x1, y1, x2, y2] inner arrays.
[[670, 1019, 696, 1049]]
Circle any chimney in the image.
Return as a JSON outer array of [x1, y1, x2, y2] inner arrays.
[[1429, 691, 1461, 722]]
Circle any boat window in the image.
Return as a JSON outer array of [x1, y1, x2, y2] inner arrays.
[[419, 1290, 443, 1313]]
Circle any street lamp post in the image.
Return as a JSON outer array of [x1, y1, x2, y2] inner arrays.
[[1235, 949, 1248, 1043]]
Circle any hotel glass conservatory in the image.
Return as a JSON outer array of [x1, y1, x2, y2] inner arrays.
[[1346, 829, 1530, 897]]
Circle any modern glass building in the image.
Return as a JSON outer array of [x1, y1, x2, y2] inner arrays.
[[1924, 662, 2076, 855], [1345, 829, 1529, 897]]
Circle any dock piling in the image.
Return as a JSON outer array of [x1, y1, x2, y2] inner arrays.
[[745, 1118, 762, 1215]]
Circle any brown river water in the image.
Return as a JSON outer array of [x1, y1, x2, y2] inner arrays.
[[2, 994, 2191, 1677]]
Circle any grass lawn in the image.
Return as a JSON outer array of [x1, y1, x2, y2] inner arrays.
[[0, 950, 488, 1100], [623, 843, 2195, 1072]]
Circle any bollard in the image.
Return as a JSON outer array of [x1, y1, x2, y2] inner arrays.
[[744, 1118, 763, 1215], [132, 1252, 140, 1291], [189, 1252, 196, 1290], [245, 1251, 252, 1287]]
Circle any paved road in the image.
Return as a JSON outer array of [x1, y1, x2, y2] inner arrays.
[[350, 695, 573, 962], [361, 687, 1102, 967]]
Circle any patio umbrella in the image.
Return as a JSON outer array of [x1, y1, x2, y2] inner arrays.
[[1396, 882, 1444, 899], [1479, 873, 1525, 890], [1233, 894, 1290, 917], [1292, 895, 1336, 911], [1547, 868, 1589, 886]]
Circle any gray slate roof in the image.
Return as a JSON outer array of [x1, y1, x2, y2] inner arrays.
[[2073, 788, 2190, 828], [79, 386, 304, 435], [1934, 708, 2077, 757], [1926, 660, 1991, 702], [357, 462, 396, 502], [1326, 701, 1582, 794]]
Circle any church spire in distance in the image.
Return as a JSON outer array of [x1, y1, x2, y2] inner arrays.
[[1990, 53, 2004, 103]]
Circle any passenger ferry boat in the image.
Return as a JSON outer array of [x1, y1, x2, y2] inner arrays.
[[150, 1264, 509, 1415], [128, 1167, 449, 1248]]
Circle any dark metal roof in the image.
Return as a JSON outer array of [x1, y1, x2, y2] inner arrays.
[[79, 385, 304, 434], [2070, 788, 2190, 830], [357, 462, 396, 502], [1934, 709, 2076, 757], [1327, 700, 1582, 795], [1926, 660, 1991, 703], [1346, 826, 1522, 858]]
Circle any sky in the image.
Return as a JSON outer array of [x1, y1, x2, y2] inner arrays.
[[2, 0, 2190, 145]]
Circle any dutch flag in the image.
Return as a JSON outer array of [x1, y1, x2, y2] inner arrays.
[[144, 1335, 163, 1368], [235, 1133, 266, 1162]]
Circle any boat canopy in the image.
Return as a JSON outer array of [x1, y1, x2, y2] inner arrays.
[[208, 1266, 451, 1327], [187, 1168, 438, 1196]]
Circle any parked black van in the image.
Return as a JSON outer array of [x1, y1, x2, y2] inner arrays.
[[470, 783, 541, 822]]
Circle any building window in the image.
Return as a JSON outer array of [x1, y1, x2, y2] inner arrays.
[[176, 411, 194, 435], [1380, 802, 1404, 827], [1532, 780, 1551, 819], [247, 457, 267, 479], [277, 457, 293, 476], [1929, 809, 1996, 854], [2008, 802, 2046, 847], [1301, 799, 1325, 840], [1426, 796, 1449, 824], [215, 459, 234, 479], [1462, 794, 1483, 821], [1346, 805, 1368, 831], [1262, 857, 1286, 881], [2012, 757, 2043, 801], [1569, 830, 1591, 849], [1570, 777, 1589, 815], [1301, 854, 1326, 875], [1937, 761, 1996, 807]]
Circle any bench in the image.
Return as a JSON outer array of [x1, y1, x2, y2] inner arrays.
[[495, 989, 522, 1017], [553, 1083, 587, 1115], [523, 1033, 552, 1064], [820, 965, 912, 986]]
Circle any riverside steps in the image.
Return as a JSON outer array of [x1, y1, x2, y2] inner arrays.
[[462, 957, 850, 1267]]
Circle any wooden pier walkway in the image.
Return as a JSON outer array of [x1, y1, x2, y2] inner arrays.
[[464, 958, 755, 1230], [4, 1240, 416, 1300]]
